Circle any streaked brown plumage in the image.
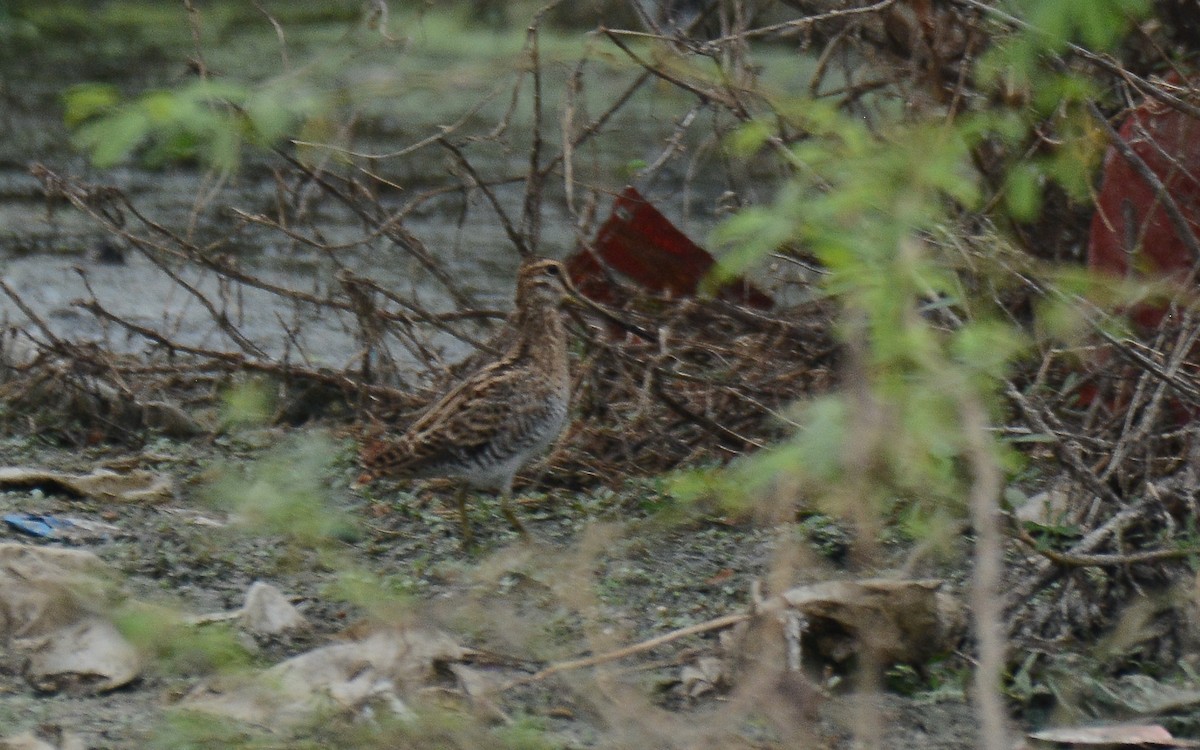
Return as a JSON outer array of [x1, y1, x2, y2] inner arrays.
[[357, 258, 575, 544]]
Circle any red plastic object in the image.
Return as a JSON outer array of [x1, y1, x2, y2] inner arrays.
[[1088, 78, 1200, 328], [566, 187, 773, 309], [1083, 80, 1200, 418]]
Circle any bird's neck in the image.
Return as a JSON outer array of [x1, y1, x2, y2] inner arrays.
[[512, 297, 568, 374]]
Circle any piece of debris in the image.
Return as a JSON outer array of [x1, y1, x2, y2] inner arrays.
[[566, 185, 773, 308], [1014, 480, 1074, 526], [1088, 72, 1200, 331], [179, 624, 475, 728], [0, 729, 86, 750], [0, 467, 174, 504], [4, 513, 77, 539], [4, 513, 120, 541], [0, 543, 140, 693], [241, 581, 307, 635], [679, 655, 724, 698], [25, 617, 140, 693], [160, 508, 226, 527], [755, 578, 965, 670], [1027, 723, 1200, 747]]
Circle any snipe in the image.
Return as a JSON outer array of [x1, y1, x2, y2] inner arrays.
[[356, 258, 576, 545]]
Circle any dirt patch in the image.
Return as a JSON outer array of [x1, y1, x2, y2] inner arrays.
[[0, 431, 978, 748]]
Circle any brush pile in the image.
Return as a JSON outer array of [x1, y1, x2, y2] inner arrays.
[[8, 0, 1200, 692]]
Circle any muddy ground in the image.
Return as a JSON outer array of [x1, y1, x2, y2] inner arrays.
[[0, 429, 979, 748], [0, 4, 989, 747]]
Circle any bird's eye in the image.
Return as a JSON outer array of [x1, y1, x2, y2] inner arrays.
[[545, 264, 560, 276]]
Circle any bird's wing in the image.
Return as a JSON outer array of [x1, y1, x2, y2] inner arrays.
[[362, 359, 546, 476]]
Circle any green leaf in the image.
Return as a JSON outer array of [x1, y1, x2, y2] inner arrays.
[[62, 82, 120, 127], [1003, 162, 1042, 221], [71, 108, 149, 167], [220, 379, 274, 428], [728, 119, 772, 155]]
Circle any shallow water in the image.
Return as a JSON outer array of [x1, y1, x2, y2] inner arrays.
[[0, 5, 792, 371]]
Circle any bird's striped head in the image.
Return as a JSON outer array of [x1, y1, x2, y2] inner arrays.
[[516, 259, 576, 308]]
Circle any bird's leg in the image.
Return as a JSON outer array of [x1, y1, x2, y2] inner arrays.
[[499, 487, 530, 540], [455, 485, 474, 550]]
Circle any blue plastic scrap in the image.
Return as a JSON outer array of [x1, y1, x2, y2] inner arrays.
[[4, 513, 78, 538]]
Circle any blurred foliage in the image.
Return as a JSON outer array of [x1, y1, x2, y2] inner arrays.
[[206, 431, 350, 546], [678, 0, 1150, 547], [63, 78, 322, 171], [3, 0, 359, 44], [987, 0, 1151, 82], [43, 1, 610, 171], [324, 565, 416, 621], [151, 712, 267, 750], [218, 377, 277, 430], [116, 602, 252, 677]]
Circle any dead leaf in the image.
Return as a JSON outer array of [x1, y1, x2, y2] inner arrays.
[[0, 543, 139, 693], [1028, 723, 1200, 746], [758, 578, 964, 668], [447, 663, 509, 722], [241, 581, 307, 635], [25, 617, 140, 693], [0, 467, 173, 504], [160, 508, 226, 527], [180, 624, 471, 728], [0, 730, 86, 750], [680, 656, 724, 698], [0, 733, 57, 750], [0, 544, 115, 640]]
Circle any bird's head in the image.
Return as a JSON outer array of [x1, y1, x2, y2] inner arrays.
[[515, 257, 657, 341], [515, 258, 576, 308]]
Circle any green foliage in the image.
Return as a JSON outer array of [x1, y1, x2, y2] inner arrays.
[[685, 0, 1150, 549], [219, 379, 275, 430], [205, 423, 415, 619], [967, 1, 1141, 212], [901, 657, 972, 702], [493, 715, 560, 750], [1002, 161, 1044, 222], [984, 0, 1150, 86], [63, 77, 322, 171], [324, 566, 416, 621], [240, 707, 562, 750], [699, 111, 1023, 528], [206, 433, 351, 547], [622, 158, 649, 177], [116, 603, 251, 676], [150, 712, 267, 750]]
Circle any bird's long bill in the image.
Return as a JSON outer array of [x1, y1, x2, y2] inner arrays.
[[561, 284, 655, 343]]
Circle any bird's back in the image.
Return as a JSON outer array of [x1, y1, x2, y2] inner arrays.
[[360, 355, 569, 490]]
